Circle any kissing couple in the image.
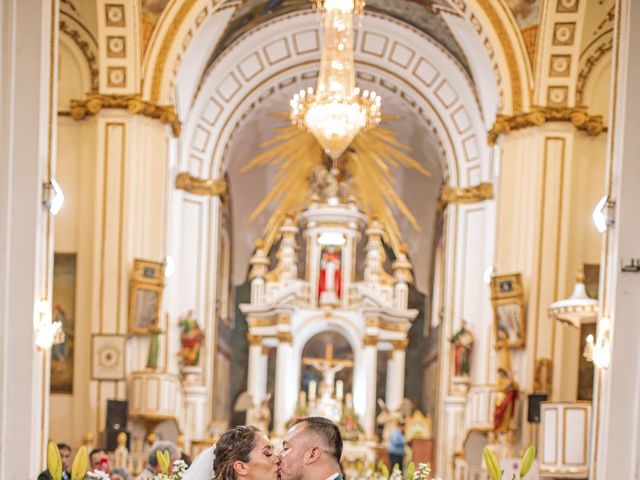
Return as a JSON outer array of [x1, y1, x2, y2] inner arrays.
[[184, 416, 344, 480]]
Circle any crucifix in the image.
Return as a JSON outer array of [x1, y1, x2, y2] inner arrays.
[[303, 344, 353, 397]]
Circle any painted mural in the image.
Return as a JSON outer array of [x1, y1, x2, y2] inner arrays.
[[50, 253, 77, 394]]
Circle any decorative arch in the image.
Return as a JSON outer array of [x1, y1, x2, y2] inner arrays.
[[182, 11, 491, 188], [58, 33, 95, 106], [443, 0, 532, 114], [59, 13, 99, 92], [292, 314, 364, 417], [143, 1, 529, 116], [141, 0, 239, 106]]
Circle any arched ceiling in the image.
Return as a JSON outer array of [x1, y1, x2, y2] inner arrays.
[[206, 0, 470, 77]]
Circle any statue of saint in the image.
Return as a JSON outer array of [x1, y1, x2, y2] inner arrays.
[[493, 367, 519, 433], [318, 247, 341, 305], [178, 310, 204, 367], [450, 321, 473, 376]]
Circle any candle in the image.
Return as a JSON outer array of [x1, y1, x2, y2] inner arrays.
[[309, 380, 317, 401], [336, 380, 344, 400]]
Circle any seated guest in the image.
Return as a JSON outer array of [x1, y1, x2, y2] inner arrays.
[[38, 443, 71, 480], [212, 426, 277, 480], [89, 448, 111, 474], [136, 441, 181, 479]]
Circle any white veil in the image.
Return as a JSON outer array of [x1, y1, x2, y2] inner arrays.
[[183, 446, 215, 480]]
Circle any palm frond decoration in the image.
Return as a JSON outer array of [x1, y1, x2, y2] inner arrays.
[[241, 118, 431, 255]]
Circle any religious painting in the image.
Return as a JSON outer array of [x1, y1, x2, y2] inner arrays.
[[91, 334, 126, 381], [128, 259, 164, 334], [490, 273, 526, 349], [318, 247, 342, 306], [50, 253, 77, 394]]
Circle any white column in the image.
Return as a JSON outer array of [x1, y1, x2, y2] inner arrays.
[[246, 334, 267, 425], [274, 333, 294, 435], [182, 380, 208, 444], [387, 341, 407, 411], [362, 337, 378, 439], [593, 1, 640, 478], [385, 354, 394, 406], [0, 0, 56, 476]]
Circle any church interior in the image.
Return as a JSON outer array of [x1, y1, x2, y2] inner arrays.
[[1, 0, 639, 478]]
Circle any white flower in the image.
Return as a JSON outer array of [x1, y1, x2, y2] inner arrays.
[[87, 471, 111, 480]]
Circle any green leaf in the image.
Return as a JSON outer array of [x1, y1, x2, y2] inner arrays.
[[70, 446, 88, 480], [519, 445, 536, 478], [47, 442, 62, 480], [406, 462, 415, 480], [483, 446, 503, 480]]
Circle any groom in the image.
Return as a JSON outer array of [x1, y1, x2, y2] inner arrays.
[[277, 416, 344, 480]]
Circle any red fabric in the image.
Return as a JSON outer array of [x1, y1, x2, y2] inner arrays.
[[318, 252, 341, 298], [494, 389, 518, 431]]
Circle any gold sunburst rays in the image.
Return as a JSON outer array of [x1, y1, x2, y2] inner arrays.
[[241, 119, 431, 255]]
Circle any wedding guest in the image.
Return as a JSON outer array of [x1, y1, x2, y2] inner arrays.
[[136, 441, 180, 480], [89, 448, 111, 474]]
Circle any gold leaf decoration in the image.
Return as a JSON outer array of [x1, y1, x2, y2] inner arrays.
[[242, 118, 431, 255]]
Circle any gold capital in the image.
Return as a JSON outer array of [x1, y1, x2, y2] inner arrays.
[[440, 182, 494, 208], [363, 335, 378, 346], [277, 332, 292, 344], [392, 339, 409, 351], [246, 334, 263, 346], [175, 172, 227, 197], [488, 106, 604, 145], [70, 93, 181, 136]]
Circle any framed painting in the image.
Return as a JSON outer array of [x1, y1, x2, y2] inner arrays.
[[490, 273, 526, 349], [493, 298, 526, 348], [128, 259, 164, 334], [50, 253, 77, 394]]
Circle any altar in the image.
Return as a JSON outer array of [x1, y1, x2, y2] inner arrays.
[[240, 183, 419, 447]]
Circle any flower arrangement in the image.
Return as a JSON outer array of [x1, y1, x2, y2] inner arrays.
[[153, 450, 188, 480], [483, 445, 536, 480], [358, 461, 431, 480]]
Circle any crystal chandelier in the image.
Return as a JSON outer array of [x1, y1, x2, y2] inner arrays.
[[290, 0, 381, 161]]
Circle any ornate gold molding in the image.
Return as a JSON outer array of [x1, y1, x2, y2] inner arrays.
[[392, 339, 409, 351], [246, 334, 263, 346], [440, 182, 494, 207], [70, 93, 181, 136], [175, 172, 227, 197], [276, 331, 292, 344], [363, 335, 378, 346], [488, 106, 604, 145]]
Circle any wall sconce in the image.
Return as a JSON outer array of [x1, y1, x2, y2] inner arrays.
[[42, 178, 64, 215], [163, 255, 175, 278], [34, 299, 63, 350], [592, 195, 615, 233], [584, 316, 612, 369]]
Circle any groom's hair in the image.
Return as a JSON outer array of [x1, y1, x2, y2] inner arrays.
[[293, 416, 343, 462]]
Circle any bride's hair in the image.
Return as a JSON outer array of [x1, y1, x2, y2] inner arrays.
[[213, 426, 260, 480]]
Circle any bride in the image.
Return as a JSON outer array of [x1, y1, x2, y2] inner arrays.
[[184, 426, 277, 480]]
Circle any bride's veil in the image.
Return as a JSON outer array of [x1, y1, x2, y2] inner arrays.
[[183, 446, 215, 480]]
